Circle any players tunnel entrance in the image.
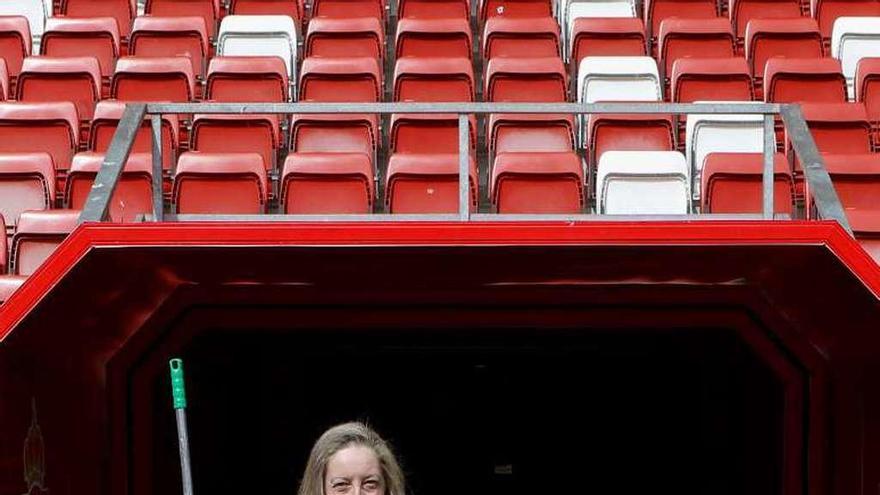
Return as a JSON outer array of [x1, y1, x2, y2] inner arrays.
[[128, 324, 787, 495]]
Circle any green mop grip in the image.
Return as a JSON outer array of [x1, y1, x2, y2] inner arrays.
[[169, 359, 187, 409]]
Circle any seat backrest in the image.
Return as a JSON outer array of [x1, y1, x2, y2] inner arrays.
[[565, 0, 637, 48], [831, 16, 880, 99], [400, 0, 468, 18], [745, 18, 823, 78], [764, 57, 847, 102], [17, 56, 102, 120], [394, 57, 474, 102], [729, 0, 802, 39], [821, 153, 880, 211], [483, 16, 559, 59], [90, 100, 179, 171], [299, 57, 382, 102], [856, 56, 880, 121], [67, 152, 153, 222], [130, 16, 210, 78], [230, 0, 301, 20], [173, 152, 268, 214], [0, 16, 31, 78], [0, 152, 55, 227], [313, 0, 384, 20], [797, 101, 872, 152], [671, 57, 753, 102], [659, 18, 736, 77], [578, 56, 661, 102], [483, 0, 553, 21], [11, 209, 79, 276], [569, 17, 646, 70], [398, 18, 472, 59], [218, 15, 298, 81], [145, 0, 220, 36], [0, 102, 79, 171], [306, 17, 384, 61], [685, 107, 766, 197], [0, 0, 46, 41], [701, 152, 793, 214], [41, 17, 121, 79], [206, 56, 289, 102], [597, 150, 690, 214], [112, 56, 196, 101], [61, 0, 135, 37], [644, 0, 718, 39], [486, 56, 567, 102]]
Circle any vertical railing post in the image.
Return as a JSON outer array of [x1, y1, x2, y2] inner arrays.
[[151, 113, 165, 222], [458, 113, 470, 221], [762, 113, 775, 220]]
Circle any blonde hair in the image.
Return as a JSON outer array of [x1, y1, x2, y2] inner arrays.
[[297, 422, 405, 495]]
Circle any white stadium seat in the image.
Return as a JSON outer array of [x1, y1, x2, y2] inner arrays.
[[831, 16, 880, 99], [597, 151, 690, 214], [685, 104, 767, 199], [218, 15, 298, 86], [577, 56, 661, 103]]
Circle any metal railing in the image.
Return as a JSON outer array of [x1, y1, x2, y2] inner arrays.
[[77, 101, 853, 235]]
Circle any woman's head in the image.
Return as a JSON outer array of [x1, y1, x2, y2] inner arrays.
[[298, 422, 405, 495]]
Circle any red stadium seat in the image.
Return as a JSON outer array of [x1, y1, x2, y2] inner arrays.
[[570, 18, 647, 75], [281, 153, 374, 214], [644, 0, 717, 43], [488, 113, 574, 156], [10, 209, 79, 276], [400, 0, 469, 18], [191, 114, 281, 171], [230, 0, 301, 21], [482, 16, 559, 59], [0, 16, 29, 82], [41, 18, 121, 81], [730, 0, 803, 40], [671, 57, 753, 102], [145, 0, 221, 38], [299, 57, 382, 102], [658, 18, 736, 79], [486, 56, 566, 101], [386, 153, 477, 213], [306, 17, 384, 61], [763, 57, 847, 102], [812, 0, 880, 40], [0, 102, 79, 172], [173, 152, 268, 214], [396, 18, 472, 59], [480, 0, 552, 20], [745, 18, 823, 82], [819, 153, 880, 214], [206, 56, 289, 102], [491, 151, 584, 213], [394, 57, 473, 101], [112, 56, 196, 102], [60, 0, 136, 38], [66, 152, 153, 222], [701, 152, 794, 213], [0, 275, 26, 303], [90, 101, 179, 172], [312, 0, 385, 20], [787, 102, 872, 194], [16, 56, 102, 120], [291, 114, 378, 156], [0, 153, 55, 227], [130, 16, 210, 79], [856, 57, 880, 124], [390, 114, 477, 153], [587, 114, 675, 165]]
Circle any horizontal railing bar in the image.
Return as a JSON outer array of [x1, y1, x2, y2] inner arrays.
[[159, 214, 780, 223], [146, 102, 783, 115]]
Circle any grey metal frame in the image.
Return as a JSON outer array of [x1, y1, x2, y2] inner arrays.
[[77, 101, 853, 235]]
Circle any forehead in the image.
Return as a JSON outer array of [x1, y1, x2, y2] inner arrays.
[[326, 445, 382, 478]]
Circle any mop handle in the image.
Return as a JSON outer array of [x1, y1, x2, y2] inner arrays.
[[170, 359, 195, 495]]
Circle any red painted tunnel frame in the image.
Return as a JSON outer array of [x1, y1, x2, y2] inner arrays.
[[1, 219, 878, 337]]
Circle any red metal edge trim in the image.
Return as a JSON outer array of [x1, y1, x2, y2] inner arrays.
[[0, 220, 877, 339]]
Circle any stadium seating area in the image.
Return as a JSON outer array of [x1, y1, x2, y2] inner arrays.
[[0, 0, 878, 298]]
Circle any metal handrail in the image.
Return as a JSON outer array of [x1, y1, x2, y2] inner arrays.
[[77, 101, 853, 235]]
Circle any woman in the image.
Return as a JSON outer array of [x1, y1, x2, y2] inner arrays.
[[298, 422, 406, 495]]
